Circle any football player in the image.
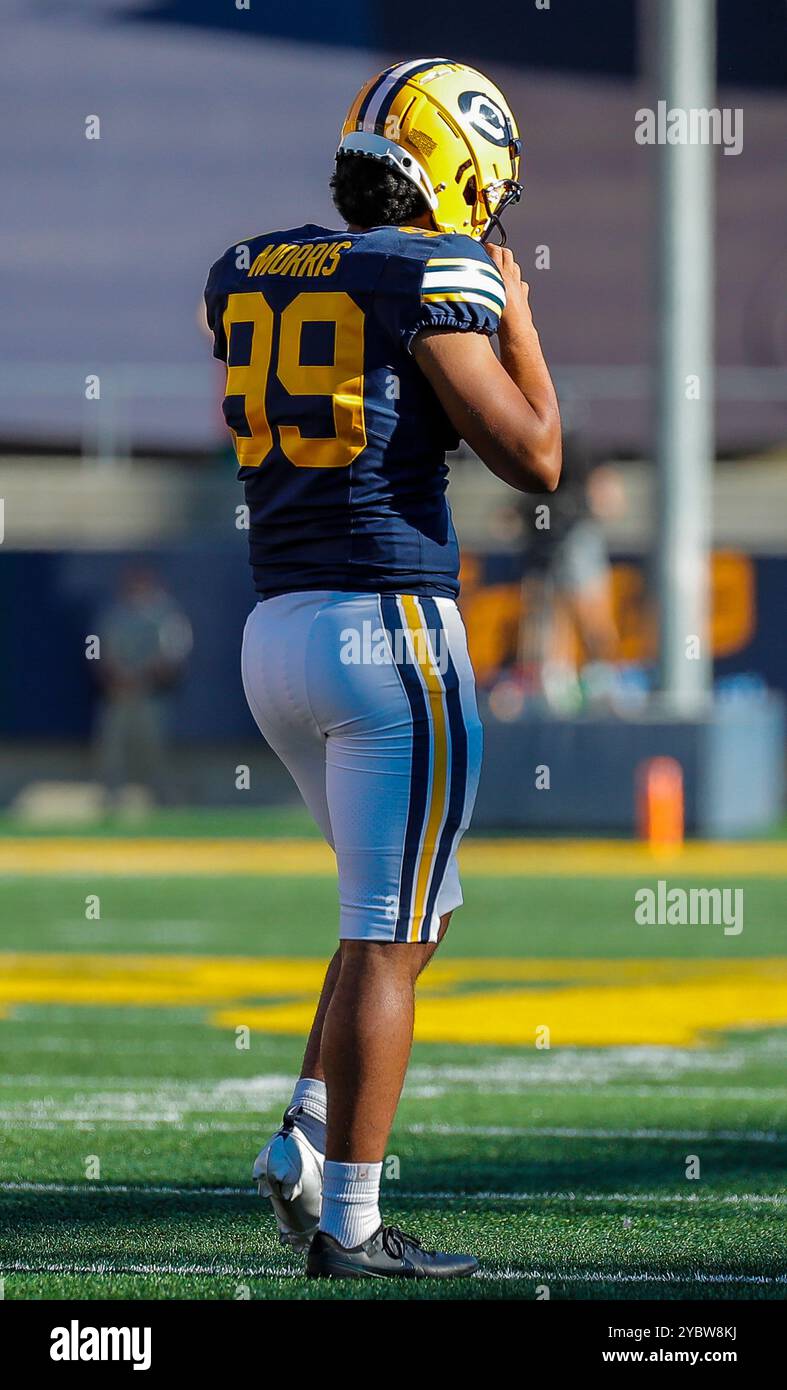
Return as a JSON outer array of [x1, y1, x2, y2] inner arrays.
[[205, 57, 561, 1280]]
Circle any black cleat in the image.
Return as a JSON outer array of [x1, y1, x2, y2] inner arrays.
[[306, 1224, 478, 1279]]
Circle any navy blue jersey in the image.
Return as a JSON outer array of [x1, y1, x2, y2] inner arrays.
[[204, 224, 505, 598]]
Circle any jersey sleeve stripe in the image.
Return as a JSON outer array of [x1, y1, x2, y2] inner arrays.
[[423, 264, 505, 307], [422, 284, 505, 312], [422, 269, 505, 302], [425, 271, 506, 293], [422, 290, 505, 315], [423, 265, 504, 285], [426, 256, 503, 270], [426, 257, 505, 286]]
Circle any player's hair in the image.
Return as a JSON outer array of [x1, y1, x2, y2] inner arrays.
[[331, 151, 429, 228]]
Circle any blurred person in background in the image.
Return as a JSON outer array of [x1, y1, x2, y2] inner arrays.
[[93, 567, 192, 809], [518, 434, 624, 713]]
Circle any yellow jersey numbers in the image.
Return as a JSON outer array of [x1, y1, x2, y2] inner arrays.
[[222, 287, 367, 470]]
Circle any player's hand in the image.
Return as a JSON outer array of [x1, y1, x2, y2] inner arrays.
[[485, 245, 535, 341]]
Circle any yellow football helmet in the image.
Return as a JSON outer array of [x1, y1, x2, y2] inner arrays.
[[338, 58, 522, 242]]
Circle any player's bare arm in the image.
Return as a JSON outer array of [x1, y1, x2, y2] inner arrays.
[[413, 245, 561, 494]]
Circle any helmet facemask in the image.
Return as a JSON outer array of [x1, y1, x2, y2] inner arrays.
[[478, 174, 523, 245]]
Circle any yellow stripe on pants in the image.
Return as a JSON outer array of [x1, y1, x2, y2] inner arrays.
[[400, 595, 450, 941]]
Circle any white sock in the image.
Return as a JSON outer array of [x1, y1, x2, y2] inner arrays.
[[319, 1160, 382, 1248], [289, 1076, 327, 1126]]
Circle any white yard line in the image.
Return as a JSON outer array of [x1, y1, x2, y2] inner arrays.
[[1, 1114, 784, 1142], [474, 1270, 787, 1285], [0, 1119, 266, 1131], [409, 1123, 786, 1143], [1, 1180, 784, 1205], [2, 1074, 784, 1095], [0, 1181, 253, 1196], [2, 1074, 785, 1102], [472, 1270, 787, 1285], [400, 1190, 787, 1206], [1, 1257, 301, 1280], [0, 1075, 293, 1091], [409, 1085, 787, 1101], [1, 1256, 784, 1286]]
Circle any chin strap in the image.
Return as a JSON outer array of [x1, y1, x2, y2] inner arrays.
[[480, 181, 523, 246]]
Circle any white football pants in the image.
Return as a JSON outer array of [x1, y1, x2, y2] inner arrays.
[[241, 591, 483, 942]]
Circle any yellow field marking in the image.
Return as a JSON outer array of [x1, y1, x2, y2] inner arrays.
[[1, 953, 785, 1047], [0, 838, 784, 878], [0, 838, 331, 877]]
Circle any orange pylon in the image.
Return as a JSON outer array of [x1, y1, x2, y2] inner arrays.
[[637, 756, 684, 850]]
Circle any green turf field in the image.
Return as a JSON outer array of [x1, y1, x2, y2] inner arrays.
[[0, 819, 785, 1300]]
